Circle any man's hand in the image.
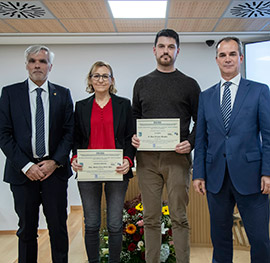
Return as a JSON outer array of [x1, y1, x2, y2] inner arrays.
[[71, 158, 83, 173], [261, 176, 270, 194], [25, 164, 45, 181], [132, 134, 140, 149], [38, 160, 58, 181], [175, 140, 191, 154], [116, 159, 130, 175], [193, 179, 206, 195]]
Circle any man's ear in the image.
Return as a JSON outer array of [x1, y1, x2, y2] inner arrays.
[[153, 46, 156, 55], [240, 54, 244, 64]]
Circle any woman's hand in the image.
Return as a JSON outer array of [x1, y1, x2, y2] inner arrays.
[[71, 158, 83, 172], [116, 159, 130, 175]]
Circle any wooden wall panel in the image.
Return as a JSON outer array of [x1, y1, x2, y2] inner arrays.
[[215, 18, 270, 32], [262, 23, 270, 31], [0, 20, 17, 33], [44, 0, 110, 18], [4, 19, 66, 33], [60, 19, 115, 32], [115, 19, 165, 32], [167, 19, 218, 32], [169, 0, 230, 18]]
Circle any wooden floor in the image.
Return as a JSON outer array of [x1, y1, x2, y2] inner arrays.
[[0, 208, 250, 263]]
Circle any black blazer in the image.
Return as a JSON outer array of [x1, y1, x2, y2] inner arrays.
[[73, 93, 135, 179], [0, 80, 74, 185]]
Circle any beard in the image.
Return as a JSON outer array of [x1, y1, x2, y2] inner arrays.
[[156, 54, 175, 66]]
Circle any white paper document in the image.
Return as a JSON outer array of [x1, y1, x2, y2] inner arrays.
[[77, 149, 123, 181], [137, 118, 180, 151]]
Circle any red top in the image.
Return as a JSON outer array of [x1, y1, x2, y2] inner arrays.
[[88, 98, 115, 149], [71, 97, 132, 167]]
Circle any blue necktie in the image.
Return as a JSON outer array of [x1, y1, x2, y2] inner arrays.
[[221, 82, 232, 131], [35, 88, 45, 158]]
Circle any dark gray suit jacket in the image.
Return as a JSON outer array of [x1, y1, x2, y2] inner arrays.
[[0, 80, 74, 185]]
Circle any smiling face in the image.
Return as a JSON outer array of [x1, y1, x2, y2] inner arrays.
[[90, 66, 114, 96], [153, 36, 179, 71], [216, 40, 244, 81], [26, 49, 52, 86]]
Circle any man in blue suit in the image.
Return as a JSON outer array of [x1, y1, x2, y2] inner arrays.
[[193, 37, 270, 263], [0, 45, 74, 263]]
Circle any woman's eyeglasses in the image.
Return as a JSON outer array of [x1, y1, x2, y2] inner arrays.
[[90, 74, 111, 81]]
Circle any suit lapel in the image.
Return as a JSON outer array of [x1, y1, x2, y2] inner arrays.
[[82, 95, 94, 139], [227, 78, 250, 131], [19, 80, 31, 128], [213, 82, 225, 129], [48, 82, 57, 129], [111, 94, 122, 136]]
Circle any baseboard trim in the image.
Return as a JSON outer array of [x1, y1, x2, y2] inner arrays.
[[0, 230, 17, 235], [0, 229, 47, 235]]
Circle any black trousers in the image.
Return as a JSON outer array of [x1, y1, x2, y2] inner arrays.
[[11, 175, 68, 263]]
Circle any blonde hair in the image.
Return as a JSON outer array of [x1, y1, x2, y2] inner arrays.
[[86, 61, 117, 94]]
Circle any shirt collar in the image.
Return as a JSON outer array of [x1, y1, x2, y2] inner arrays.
[[28, 78, 49, 93], [220, 73, 241, 87]]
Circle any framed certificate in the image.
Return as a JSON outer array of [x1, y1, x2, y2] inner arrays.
[[77, 149, 123, 181], [137, 118, 180, 151]]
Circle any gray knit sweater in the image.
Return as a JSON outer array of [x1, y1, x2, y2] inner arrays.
[[132, 69, 201, 149]]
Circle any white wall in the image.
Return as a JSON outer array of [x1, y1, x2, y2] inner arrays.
[[0, 42, 220, 230]]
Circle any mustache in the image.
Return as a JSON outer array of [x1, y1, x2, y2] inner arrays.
[[161, 53, 171, 59]]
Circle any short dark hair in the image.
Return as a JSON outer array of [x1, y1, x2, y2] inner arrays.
[[216, 37, 243, 56], [154, 29, 180, 48]]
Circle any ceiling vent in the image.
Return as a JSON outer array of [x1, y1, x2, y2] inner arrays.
[[224, 1, 270, 18], [0, 1, 54, 19]]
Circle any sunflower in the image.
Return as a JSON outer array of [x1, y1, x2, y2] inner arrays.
[[135, 203, 143, 211], [126, 224, 137, 234], [162, 206, 169, 215]]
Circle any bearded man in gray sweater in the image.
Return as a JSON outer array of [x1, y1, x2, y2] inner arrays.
[[132, 29, 201, 263]]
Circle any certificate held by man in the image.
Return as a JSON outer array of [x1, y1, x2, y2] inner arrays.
[[137, 118, 180, 151], [77, 149, 123, 181]]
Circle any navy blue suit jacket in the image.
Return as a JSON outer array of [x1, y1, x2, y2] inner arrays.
[[193, 78, 270, 195], [73, 93, 135, 179], [0, 80, 74, 185]]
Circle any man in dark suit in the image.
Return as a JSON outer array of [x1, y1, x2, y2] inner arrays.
[[193, 37, 270, 263], [0, 45, 74, 263]]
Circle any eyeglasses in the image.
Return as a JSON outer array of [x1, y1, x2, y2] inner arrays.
[[90, 74, 111, 81]]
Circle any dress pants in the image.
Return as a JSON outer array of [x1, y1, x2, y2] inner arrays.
[[136, 151, 191, 263], [207, 170, 270, 263], [11, 175, 69, 263]]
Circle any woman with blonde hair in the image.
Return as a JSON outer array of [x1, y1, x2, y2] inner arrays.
[[71, 61, 135, 263]]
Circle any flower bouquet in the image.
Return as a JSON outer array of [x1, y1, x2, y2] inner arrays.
[[100, 194, 176, 262]]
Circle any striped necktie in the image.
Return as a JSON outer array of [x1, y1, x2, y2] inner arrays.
[[221, 81, 232, 131], [35, 88, 45, 158]]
